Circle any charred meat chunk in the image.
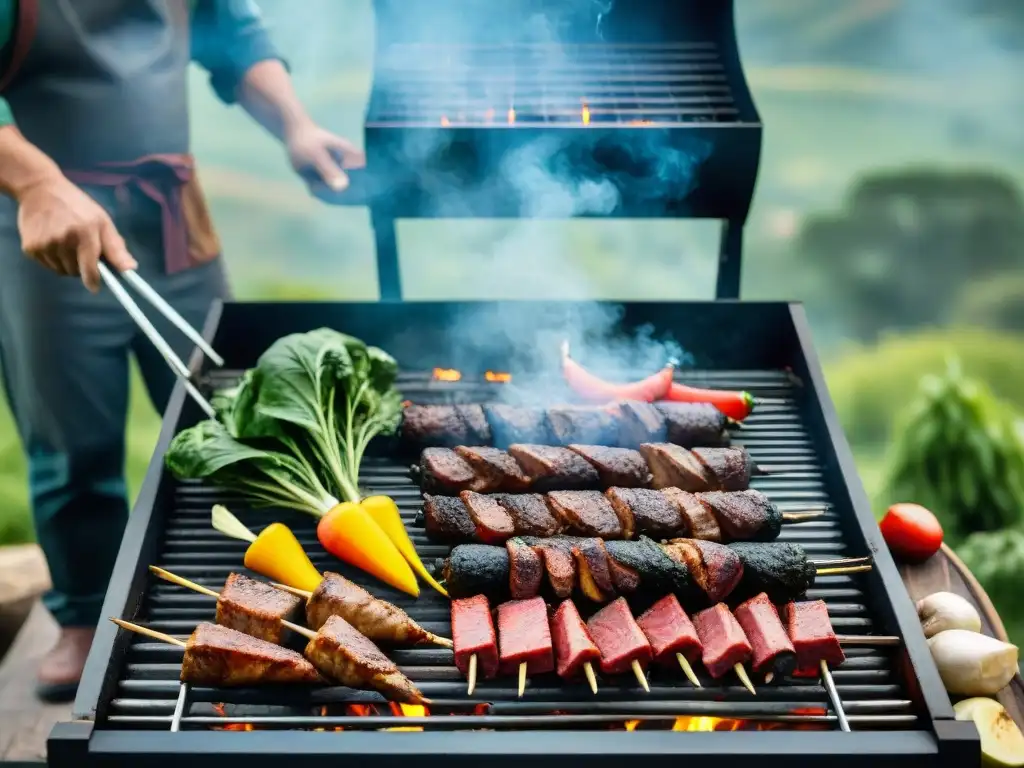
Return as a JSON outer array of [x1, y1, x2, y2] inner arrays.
[[572, 537, 617, 602], [637, 594, 702, 665], [455, 405, 492, 445], [783, 600, 845, 675], [606, 487, 683, 539], [660, 488, 721, 542], [442, 543, 510, 600], [699, 490, 781, 543], [484, 404, 551, 447], [216, 572, 302, 645], [306, 572, 432, 645], [552, 600, 600, 680], [497, 597, 554, 675], [692, 603, 753, 679], [182, 623, 322, 686], [507, 444, 600, 491], [605, 537, 697, 602], [461, 490, 516, 544], [568, 445, 650, 489], [418, 448, 480, 493], [494, 493, 563, 537], [617, 400, 668, 447], [662, 538, 744, 604], [546, 405, 619, 446], [507, 537, 545, 600], [546, 490, 623, 539], [640, 443, 712, 492], [421, 494, 476, 543], [734, 592, 796, 677], [729, 542, 816, 604], [691, 447, 756, 492], [304, 615, 427, 704], [654, 402, 730, 448], [522, 535, 579, 600], [587, 597, 652, 675], [454, 446, 532, 493], [452, 595, 499, 682], [402, 405, 473, 448]]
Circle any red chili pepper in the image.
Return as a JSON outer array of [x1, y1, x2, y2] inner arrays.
[[663, 383, 756, 421], [561, 341, 674, 403]]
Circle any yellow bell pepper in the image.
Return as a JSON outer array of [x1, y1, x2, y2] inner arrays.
[[361, 495, 448, 597], [317, 502, 420, 597]]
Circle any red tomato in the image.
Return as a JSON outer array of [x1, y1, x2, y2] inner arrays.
[[879, 503, 944, 562]]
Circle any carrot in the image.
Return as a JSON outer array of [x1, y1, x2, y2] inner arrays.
[[561, 341, 674, 403]]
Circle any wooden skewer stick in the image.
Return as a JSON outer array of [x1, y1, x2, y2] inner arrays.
[[734, 663, 756, 695], [809, 556, 872, 567], [820, 659, 850, 732], [838, 634, 900, 647], [110, 617, 187, 648], [816, 564, 873, 576], [631, 660, 650, 693], [676, 653, 702, 688], [518, 662, 527, 698], [467, 653, 478, 696], [583, 661, 599, 695], [782, 510, 826, 522]]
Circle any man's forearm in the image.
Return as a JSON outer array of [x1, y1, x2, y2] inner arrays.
[[0, 126, 65, 201], [237, 59, 314, 141]]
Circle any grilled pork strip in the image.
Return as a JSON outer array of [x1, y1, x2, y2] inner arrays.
[[567, 445, 650, 488], [494, 493, 563, 537], [422, 493, 477, 543], [216, 572, 302, 645], [617, 400, 668, 446], [660, 488, 721, 542], [552, 600, 600, 680], [662, 538, 744, 604], [305, 572, 432, 645], [455, 446, 532, 493], [507, 537, 545, 600], [546, 490, 623, 539], [304, 615, 427, 704], [783, 600, 846, 675], [587, 597, 652, 675], [640, 443, 712, 491], [182, 623, 323, 686], [691, 447, 755, 492], [497, 597, 555, 675], [546, 405, 620, 446], [452, 595, 499, 681], [606, 487, 682, 539], [637, 594, 702, 665], [419, 448, 481, 493], [699, 490, 782, 542], [693, 603, 753, 679], [484, 404, 551, 447], [734, 592, 796, 677], [507, 444, 600, 491], [461, 490, 516, 544], [654, 402, 731, 448]]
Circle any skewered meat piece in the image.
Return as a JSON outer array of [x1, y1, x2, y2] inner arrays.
[[654, 402, 731, 448], [662, 539, 744, 604], [402, 405, 475, 448], [692, 603, 753, 679], [617, 400, 668, 446], [304, 615, 427, 704], [637, 594, 702, 667], [605, 537, 697, 601], [216, 572, 302, 645], [734, 592, 796, 677], [456, 405, 493, 445], [484, 404, 551, 447], [692, 447, 756, 492], [783, 600, 846, 675], [305, 572, 433, 645], [422, 493, 476, 543], [699, 490, 782, 542], [455, 446, 532, 492], [494, 493, 563, 537], [730, 542, 816, 604], [547, 405, 620, 446], [568, 445, 650, 488], [552, 600, 600, 680], [606, 487, 683, 538], [587, 597, 652, 675], [546, 490, 624, 538], [419, 448, 480, 493], [452, 595, 499, 682], [507, 537, 545, 599], [461, 490, 516, 544], [660, 488, 722, 542], [182, 623, 322, 686], [497, 597, 555, 675], [442, 543, 510, 600], [572, 537, 617, 602], [523, 535, 578, 599], [508, 444, 600, 491], [640, 443, 711, 491]]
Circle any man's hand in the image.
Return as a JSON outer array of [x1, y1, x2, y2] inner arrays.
[[284, 122, 365, 194], [16, 175, 137, 293]]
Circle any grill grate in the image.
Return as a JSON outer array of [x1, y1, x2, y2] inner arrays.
[[102, 368, 919, 733], [368, 43, 741, 127]]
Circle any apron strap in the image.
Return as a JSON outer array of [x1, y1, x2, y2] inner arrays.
[[0, 0, 40, 92]]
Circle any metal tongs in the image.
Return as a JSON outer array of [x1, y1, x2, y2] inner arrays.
[[97, 262, 223, 417]]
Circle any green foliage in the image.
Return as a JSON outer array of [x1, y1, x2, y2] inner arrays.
[[882, 359, 1024, 543], [959, 529, 1024, 630], [953, 273, 1024, 333], [825, 328, 1024, 447]]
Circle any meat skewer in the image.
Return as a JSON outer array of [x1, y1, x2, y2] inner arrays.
[[497, 596, 555, 698], [451, 595, 499, 696], [636, 594, 703, 688], [733, 592, 796, 681], [417, 488, 823, 545], [110, 618, 325, 686], [587, 597, 653, 692], [552, 599, 600, 694], [692, 603, 757, 695], [783, 599, 850, 731]]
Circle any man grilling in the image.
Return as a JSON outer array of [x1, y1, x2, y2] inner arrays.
[[0, 0, 362, 702]]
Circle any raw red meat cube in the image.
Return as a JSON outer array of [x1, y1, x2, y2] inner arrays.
[[497, 597, 554, 675], [637, 594, 702, 664], [783, 600, 845, 674], [552, 600, 600, 679], [451, 595, 499, 680], [692, 603, 752, 679], [734, 592, 795, 676], [587, 597, 652, 675]]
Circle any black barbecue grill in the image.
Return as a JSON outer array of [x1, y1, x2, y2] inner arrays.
[[336, 0, 760, 300], [48, 301, 977, 768]]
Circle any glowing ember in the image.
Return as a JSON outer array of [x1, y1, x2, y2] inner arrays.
[[440, 116, 450, 127], [485, 108, 495, 122], [581, 104, 591, 126], [507, 107, 516, 124], [485, 371, 512, 383], [672, 716, 741, 731], [432, 368, 462, 382], [347, 704, 378, 717], [212, 703, 226, 717], [624, 720, 641, 731]]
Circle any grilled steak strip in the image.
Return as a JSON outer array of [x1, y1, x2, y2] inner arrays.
[[567, 445, 650, 488], [461, 490, 516, 544], [419, 448, 481, 493], [692, 447, 756, 492], [455, 446, 532, 493], [216, 572, 302, 645], [546, 490, 624, 538], [552, 600, 601, 680], [606, 487, 682, 539], [734, 592, 796, 677], [452, 595, 499, 682], [640, 443, 713, 491], [693, 603, 753, 679], [182, 623, 322, 686], [494, 493, 563, 537], [305, 572, 432, 645], [660, 489, 722, 542], [304, 615, 427, 704], [587, 597, 652, 675], [497, 597, 555, 675], [507, 537, 545, 600], [507, 444, 600, 491], [699, 490, 782, 542]]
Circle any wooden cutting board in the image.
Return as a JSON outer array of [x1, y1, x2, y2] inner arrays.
[[899, 542, 1024, 727]]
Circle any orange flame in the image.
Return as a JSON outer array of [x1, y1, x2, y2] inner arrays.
[[581, 104, 591, 126], [432, 368, 462, 382], [440, 116, 451, 127], [485, 371, 512, 383], [507, 108, 516, 124], [385, 701, 429, 731]]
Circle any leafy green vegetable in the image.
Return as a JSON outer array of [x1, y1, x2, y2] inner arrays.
[[959, 529, 1024, 616], [167, 328, 402, 516], [882, 357, 1024, 542]]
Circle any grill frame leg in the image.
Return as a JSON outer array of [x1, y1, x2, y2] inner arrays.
[[715, 219, 744, 299], [372, 211, 402, 301]]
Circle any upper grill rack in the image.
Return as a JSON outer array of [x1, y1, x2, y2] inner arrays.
[[101, 369, 918, 733], [367, 43, 741, 127]]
